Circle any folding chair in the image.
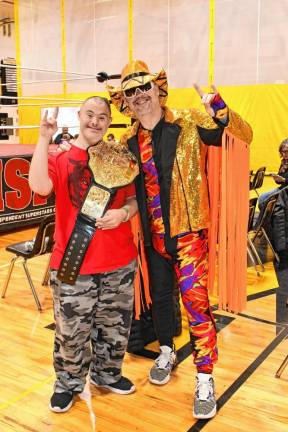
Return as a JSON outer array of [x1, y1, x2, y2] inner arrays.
[[247, 197, 264, 274], [1, 214, 55, 311], [249, 194, 280, 266], [249, 166, 266, 196]]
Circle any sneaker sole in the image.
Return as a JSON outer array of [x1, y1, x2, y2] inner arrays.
[[90, 379, 136, 395], [148, 373, 171, 386], [193, 405, 217, 419], [49, 399, 73, 413]]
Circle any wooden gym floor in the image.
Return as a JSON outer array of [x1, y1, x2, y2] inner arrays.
[[0, 178, 288, 432]]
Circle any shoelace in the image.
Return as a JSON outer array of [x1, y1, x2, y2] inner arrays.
[[196, 379, 214, 401], [155, 351, 174, 369]]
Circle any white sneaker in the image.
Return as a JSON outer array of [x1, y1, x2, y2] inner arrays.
[[193, 373, 217, 419], [149, 345, 177, 385]]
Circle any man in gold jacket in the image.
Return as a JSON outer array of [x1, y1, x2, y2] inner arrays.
[[108, 60, 252, 419]]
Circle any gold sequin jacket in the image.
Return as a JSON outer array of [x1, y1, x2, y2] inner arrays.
[[121, 107, 253, 240]]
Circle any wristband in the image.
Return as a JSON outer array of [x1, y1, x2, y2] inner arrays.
[[210, 93, 228, 120]]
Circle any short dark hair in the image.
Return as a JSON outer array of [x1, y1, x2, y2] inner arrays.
[[82, 96, 111, 114], [279, 138, 288, 154]]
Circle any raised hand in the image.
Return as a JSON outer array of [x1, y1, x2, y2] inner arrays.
[[40, 107, 59, 140], [194, 84, 228, 120]]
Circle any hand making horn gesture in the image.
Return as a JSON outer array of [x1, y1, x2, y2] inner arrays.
[[194, 84, 228, 120], [40, 107, 59, 140]]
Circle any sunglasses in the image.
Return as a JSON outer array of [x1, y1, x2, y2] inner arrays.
[[123, 81, 153, 98]]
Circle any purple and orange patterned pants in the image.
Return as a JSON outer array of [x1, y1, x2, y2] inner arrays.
[[151, 229, 217, 373]]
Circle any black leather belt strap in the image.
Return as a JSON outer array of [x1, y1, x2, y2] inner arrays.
[[57, 214, 97, 284], [57, 182, 113, 285]]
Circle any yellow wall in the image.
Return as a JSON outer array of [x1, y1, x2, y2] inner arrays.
[[169, 84, 288, 172]]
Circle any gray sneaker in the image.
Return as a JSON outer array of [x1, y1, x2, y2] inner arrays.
[[149, 345, 177, 385], [193, 373, 217, 419]]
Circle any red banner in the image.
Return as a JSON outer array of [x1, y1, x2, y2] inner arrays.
[[0, 148, 55, 232]]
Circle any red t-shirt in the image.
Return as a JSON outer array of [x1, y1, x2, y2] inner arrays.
[[48, 144, 137, 274]]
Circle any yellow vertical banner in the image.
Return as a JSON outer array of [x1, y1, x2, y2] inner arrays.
[[61, 0, 67, 95], [128, 0, 133, 61], [209, 0, 215, 88]]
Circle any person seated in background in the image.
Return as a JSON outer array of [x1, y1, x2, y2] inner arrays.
[[258, 138, 288, 208], [54, 126, 74, 144], [60, 133, 72, 145], [107, 132, 116, 142]]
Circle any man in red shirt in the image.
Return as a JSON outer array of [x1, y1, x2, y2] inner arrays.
[[29, 96, 138, 413]]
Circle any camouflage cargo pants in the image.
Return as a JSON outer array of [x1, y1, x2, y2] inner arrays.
[[50, 259, 137, 393]]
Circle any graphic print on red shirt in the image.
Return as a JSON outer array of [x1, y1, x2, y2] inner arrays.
[[67, 158, 91, 208]]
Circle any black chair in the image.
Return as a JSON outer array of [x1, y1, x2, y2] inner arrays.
[[249, 166, 266, 196], [1, 214, 55, 311], [249, 194, 280, 266], [247, 197, 264, 274]]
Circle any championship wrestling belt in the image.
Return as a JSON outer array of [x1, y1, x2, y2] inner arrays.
[[57, 141, 139, 284]]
